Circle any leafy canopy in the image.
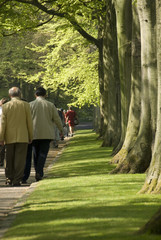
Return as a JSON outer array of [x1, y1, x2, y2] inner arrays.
[[27, 20, 99, 107]]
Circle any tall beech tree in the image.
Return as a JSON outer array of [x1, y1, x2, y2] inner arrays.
[[111, 2, 141, 170], [139, 0, 161, 194], [111, 0, 157, 174], [102, 0, 120, 147], [111, 0, 132, 153]]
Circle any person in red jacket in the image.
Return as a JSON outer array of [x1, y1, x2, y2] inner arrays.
[[65, 106, 78, 136]]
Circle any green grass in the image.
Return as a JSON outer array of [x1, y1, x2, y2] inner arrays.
[[3, 130, 161, 240]]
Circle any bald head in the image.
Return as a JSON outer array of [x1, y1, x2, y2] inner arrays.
[[9, 87, 21, 98]]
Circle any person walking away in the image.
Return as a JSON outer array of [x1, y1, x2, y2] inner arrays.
[[0, 87, 33, 186], [65, 106, 78, 136], [23, 87, 64, 182], [0, 98, 8, 166]]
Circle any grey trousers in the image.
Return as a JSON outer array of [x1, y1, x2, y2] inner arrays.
[[5, 143, 28, 185]]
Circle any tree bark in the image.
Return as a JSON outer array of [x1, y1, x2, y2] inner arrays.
[[139, 0, 161, 194], [111, 3, 141, 167], [112, 0, 132, 154], [93, 105, 101, 133], [137, 206, 161, 235], [111, 0, 156, 173], [102, 0, 120, 147]]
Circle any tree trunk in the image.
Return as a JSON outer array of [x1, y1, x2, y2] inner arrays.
[[112, 0, 132, 154], [102, 0, 120, 147], [137, 206, 161, 235], [93, 105, 101, 133], [111, 3, 141, 167], [97, 12, 106, 138], [139, 0, 161, 194], [111, 0, 156, 173]]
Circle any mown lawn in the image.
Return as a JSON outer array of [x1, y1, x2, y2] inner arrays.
[[3, 130, 161, 240]]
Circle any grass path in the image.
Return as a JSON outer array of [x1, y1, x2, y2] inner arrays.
[[3, 130, 161, 240]]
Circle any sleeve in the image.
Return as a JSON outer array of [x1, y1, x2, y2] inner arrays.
[[25, 103, 33, 141], [0, 105, 6, 141]]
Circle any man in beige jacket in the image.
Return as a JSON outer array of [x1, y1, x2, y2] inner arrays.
[[0, 87, 33, 186], [23, 87, 63, 182]]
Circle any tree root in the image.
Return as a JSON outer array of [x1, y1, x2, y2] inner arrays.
[[138, 179, 158, 194], [110, 162, 130, 174], [136, 206, 161, 235], [110, 148, 128, 164]]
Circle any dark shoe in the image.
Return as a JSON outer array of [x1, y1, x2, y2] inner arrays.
[[21, 180, 27, 184], [13, 182, 21, 187], [35, 173, 42, 182]]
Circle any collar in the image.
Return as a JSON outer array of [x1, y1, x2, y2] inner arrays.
[[36, 96, 45, 100], [11, 97, 21, 101]]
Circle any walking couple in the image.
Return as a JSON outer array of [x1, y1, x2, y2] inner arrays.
[[0, 86, 64, 186]]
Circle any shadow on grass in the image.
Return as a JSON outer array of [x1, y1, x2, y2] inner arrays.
[[5, 202, 161, 240], [48, 131, 114, 178], [49, 150, 115, 178]]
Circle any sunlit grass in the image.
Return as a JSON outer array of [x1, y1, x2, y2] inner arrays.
[[3, 130, 161, 240]]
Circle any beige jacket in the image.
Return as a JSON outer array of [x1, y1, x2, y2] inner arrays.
[[0, 97, 33, 144], [30, 96, 63, 140]]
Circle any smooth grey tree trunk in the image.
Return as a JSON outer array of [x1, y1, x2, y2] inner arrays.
[[102, 0, 120, 147], [111, 3, 141, 170], [112, 0, 132, 154], [112, 0, 157, 173], [139, 0, 161, 194]]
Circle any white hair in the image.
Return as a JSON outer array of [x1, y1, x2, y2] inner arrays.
[[9, 87, 21, 97]]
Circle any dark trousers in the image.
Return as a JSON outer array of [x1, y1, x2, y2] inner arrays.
[[0, 145, 5, 166], [33, 139, 51, 179], [23, 143, 32, 182], [5, 143, 28, 185]]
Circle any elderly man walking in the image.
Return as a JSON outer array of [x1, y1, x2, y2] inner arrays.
[[0, 87, 33, 186], [23, 87, 63, 182]]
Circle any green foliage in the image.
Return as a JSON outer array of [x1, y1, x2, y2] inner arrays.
[[0, 32, 39, 82], [0, 1, 39, 34], [0, 0, 102, 105], [0, 30, 45, 100], [27, 20, 99, 107]]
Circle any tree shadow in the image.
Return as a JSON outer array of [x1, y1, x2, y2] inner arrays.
[[5, 202, 161, 240]]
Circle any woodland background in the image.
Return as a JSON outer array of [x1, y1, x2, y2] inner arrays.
[[0, 0, 161, 234]]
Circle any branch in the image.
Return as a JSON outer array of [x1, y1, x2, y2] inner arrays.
[[66, 15, 100, 48], [14, 0, 100, 48], [2, 16, 54, 37]]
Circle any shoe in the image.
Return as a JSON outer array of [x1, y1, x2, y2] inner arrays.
[[13, 182, 21, 187], [21, 180, 27, 184], [35, 173, 42, 182], [5, 178, 12, 186]]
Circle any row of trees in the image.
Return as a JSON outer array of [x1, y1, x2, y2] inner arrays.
[[0, 0, 161, 234]]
